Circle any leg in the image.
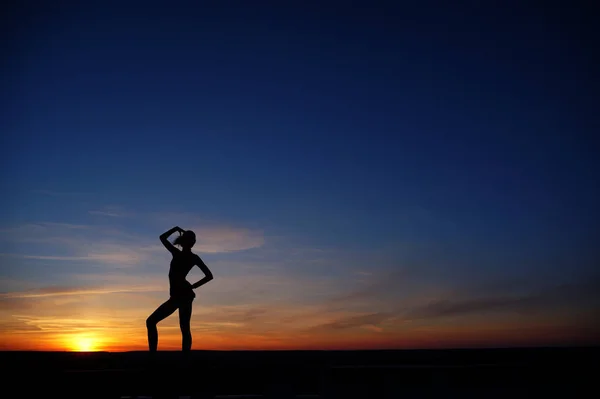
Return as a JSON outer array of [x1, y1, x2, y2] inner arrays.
[[178, 300, 193, 352], [146, 298, 178, 352]]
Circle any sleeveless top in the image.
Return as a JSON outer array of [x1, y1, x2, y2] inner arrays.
[[168, 250, 197, 301]]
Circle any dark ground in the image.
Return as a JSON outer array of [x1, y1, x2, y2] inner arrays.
[[1, 347, 597, 398]]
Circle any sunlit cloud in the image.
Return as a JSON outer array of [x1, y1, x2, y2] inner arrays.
[[13, 315, 107, 333], [137, 227, 264, 254], [0, 215, 265, 274], [187, 226, 265, 253], [138, 211, 266, 252]]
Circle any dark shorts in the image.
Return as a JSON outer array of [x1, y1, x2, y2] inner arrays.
[[169, 287, 195, 305]]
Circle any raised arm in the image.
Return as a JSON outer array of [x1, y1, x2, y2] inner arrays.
[[191, 255, 213, 289], [160, 226, 184, 254]]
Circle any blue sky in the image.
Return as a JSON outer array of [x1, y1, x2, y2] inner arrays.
[[0, 1, 598, 350]]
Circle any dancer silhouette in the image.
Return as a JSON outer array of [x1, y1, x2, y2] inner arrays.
[[146, 226, 213, 351]]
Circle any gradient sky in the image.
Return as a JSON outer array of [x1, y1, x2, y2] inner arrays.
[[1, 1, 598, 351]]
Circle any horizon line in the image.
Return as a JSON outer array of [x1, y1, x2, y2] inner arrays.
[[1, 345, 598, 354]]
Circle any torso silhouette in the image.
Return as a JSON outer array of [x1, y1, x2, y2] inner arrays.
[[168, 250, 197, 301]]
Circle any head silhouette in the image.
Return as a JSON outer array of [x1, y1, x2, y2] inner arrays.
[[174, 230, 196, 250]]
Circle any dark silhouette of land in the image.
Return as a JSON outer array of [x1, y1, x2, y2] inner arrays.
[[1, 347, 596, 398]]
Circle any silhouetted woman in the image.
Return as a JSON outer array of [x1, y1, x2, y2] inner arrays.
[[146, 226, 213, 352]]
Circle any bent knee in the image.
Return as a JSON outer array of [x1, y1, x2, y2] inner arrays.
[[146, 316, 157, 327]]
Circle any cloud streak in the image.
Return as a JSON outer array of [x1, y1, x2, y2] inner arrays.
[[309, 312, 396, 331], [88, 206, 133, 218], [188, 226, 264, 253], [1, 248, 153, 266], [405, 279, 600, 321], [0, 285, 162, 299], [406, 296, 530, 319], [0, 215, 265, 273]]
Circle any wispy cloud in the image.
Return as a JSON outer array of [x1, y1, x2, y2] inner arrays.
[[0, 222, 92, 235], [0, 214, 265, 273], [140, 210, 266, 252], [0, 285, 162, 299], [10, 315, 115, 333], [88, 205, 135, 218], [1, 247, 154, 266], [186, 225, 264, 253], [414, 277, 600, 317], [406, 296, 531, 319], [309, 312, 396, 331], [134, 230, 264, 255], [1, 253, 88, 261]]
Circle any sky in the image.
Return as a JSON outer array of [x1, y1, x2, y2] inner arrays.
[[1, 1, 598, 351]]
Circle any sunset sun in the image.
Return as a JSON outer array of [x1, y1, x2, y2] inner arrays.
[[71, 337, 97, 352]]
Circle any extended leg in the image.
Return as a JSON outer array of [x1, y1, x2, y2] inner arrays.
[[146, 298, 178, 352], [178, 300, 193, 352]]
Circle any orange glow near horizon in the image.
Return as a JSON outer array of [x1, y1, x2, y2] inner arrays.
[[1, 282, 598, 352], [1, 322, 598, 352]]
